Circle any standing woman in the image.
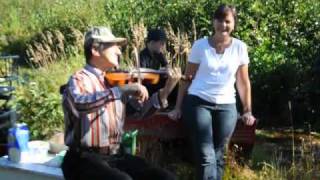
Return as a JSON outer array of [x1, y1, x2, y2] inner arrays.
[[169, 4, 256, 180]]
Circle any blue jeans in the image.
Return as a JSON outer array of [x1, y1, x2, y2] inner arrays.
[[182, 95, 237, 180]]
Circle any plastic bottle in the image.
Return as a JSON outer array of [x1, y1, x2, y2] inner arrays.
[[7, 123, 29, 163], [122, 130, 138, 155]]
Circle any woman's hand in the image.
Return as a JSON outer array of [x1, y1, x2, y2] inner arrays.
[[168, 108, 182, 121], [241, 112, 256, 126]]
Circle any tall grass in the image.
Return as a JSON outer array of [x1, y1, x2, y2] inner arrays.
[[0, 0, 108, 53], [223, 129, 320, 180], [0, 0, 108, 33]]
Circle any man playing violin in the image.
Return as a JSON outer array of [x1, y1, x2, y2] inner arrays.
[[61, 26, 180, 180]]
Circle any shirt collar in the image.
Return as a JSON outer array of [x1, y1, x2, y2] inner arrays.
[[84, 64, 105, 80]]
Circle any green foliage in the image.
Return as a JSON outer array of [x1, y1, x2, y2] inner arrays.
[[104, 0, 214, 37], [15, 83, 63, 139], [14, 55, 84, 139], [105, 0, 320, 127], [0, 0, 108, 54], [242, 0, 319, 126]]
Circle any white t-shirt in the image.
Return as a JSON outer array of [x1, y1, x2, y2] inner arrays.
[[188, 37, 249, 104]]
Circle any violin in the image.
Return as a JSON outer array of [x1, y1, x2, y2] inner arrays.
[[105, 68, 193, 86], [105, 68, 167, 86], [105, 47, 193, 86]]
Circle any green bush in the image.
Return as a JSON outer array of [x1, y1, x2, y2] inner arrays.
[[104, 0, 320, 127], [14, 56, 84, 139], [15, 82, 63, 139]]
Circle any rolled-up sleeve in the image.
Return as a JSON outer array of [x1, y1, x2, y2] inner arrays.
[[65, 76, 122, 114], [239, 43, 249, 65]]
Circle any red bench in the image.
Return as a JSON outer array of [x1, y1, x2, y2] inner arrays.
[[124, 112, 257, 159]]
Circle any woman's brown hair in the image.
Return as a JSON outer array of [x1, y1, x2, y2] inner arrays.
[[212, 4, 237, 28]]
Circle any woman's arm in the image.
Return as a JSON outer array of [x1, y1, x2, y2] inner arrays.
[[236, 64, 256, 125], [168, 62, 199, 120]]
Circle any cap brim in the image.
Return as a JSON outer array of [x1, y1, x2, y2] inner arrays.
[[99, 37, 127, 46]]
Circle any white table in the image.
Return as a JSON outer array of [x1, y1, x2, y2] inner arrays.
[[0, 156, 64, 180]]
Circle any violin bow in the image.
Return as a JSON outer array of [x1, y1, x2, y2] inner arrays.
[[133, 47, 142, 84]]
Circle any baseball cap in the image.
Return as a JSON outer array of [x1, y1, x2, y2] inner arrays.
[[147, 29, 167, 42], [84, 26, 127, 45]]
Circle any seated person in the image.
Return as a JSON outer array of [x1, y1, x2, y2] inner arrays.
[[139, 28, 168, 70], [139, 29, 177, 107]]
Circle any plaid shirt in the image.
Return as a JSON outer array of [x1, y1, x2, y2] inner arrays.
[[62, 64, 163, 148]]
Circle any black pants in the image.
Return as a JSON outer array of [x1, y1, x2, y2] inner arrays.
[[61, 149, 176, 180]]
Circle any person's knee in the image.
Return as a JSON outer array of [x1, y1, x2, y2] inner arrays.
[[214, 146, 225, 164], [198, 145, 216, 165], [200, 155, 216, 166]]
